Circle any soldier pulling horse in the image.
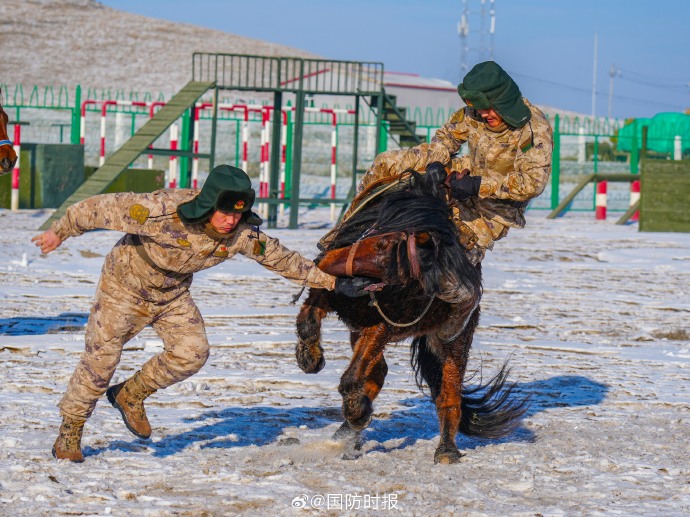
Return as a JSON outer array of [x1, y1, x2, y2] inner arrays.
[[0, 89, 18, 176], [295, 165, 528, 464]]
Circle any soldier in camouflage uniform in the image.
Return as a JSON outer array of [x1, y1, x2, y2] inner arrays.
[[32, 165, 371, 463], [316, 62, 553, 346], [330, 61, 553, 265]]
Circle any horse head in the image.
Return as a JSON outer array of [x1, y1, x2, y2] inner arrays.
[[318, 164, 478, 298], [316, 228, 439, 290], [0, 96, 18, 176]]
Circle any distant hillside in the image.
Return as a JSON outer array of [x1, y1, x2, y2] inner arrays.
[[1, 0, 319, 97], [0, 0, 592, 126]]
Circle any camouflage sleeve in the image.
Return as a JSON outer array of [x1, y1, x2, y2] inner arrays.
[[356, 110, 471, 193], [237, 227, 336, 290], [358, 142, 452, 193], [430, 108, 470, 153], [478, 113, 554, 201], [50, 192, 163, 241]]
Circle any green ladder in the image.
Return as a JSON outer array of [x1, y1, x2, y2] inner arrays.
[[372, 92, 426, 148], [40, 80, 215, 230]]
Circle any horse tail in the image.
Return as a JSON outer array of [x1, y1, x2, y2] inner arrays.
[[409, 335, 442, 400], [411, 339, 528, 439], [460, 362, 529, 439]]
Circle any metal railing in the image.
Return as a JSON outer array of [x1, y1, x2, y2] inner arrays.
[[192, 53, 384, 95]]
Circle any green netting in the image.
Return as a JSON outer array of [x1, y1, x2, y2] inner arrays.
[[616, 113, 690, 154]]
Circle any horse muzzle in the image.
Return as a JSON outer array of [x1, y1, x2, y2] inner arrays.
[[0, 156, 17, 175]]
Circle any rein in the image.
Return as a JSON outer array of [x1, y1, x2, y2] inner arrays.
[[368, 291, 435, 328], [0, 140, 12, 147], [347, 228, 435, 327]]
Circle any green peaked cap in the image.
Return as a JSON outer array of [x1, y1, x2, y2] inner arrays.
[[177, 164, 261, 225], [457, 61, 531, 128]]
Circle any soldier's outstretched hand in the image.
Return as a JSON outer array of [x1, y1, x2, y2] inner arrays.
[[32, 229, 62, 254], [334, 277, 375, 297]]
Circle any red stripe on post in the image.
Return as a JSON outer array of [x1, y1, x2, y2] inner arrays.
[[595, 181, 607, 220], [630, 179, 640, 222]]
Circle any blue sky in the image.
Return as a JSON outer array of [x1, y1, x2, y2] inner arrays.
[[100, 0, 689, 119]]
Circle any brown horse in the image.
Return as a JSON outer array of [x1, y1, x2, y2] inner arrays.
[[0, 89, 18, 176], [295, 166, 528, 464]]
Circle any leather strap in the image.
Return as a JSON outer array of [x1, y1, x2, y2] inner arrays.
[[345, 240, 361, 277]]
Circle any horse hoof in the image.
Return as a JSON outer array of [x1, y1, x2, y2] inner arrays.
[[434, 448, 464, 464], [342, 448, 363, 461], [342, 395, 372, 431], [333, 422, 355, 440], [296, 343, 325, 374], [332, 422, 363, 447], [333, 422, 364, 460]]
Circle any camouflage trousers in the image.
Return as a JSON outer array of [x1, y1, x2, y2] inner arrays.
[[58, 280, 209, 421]]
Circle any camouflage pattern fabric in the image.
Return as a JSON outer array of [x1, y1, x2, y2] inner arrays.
[[54, 189, 336, 420], [333, 99, 553, 262]]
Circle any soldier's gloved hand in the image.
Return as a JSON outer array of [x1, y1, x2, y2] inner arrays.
[[426, 161, 448, 176], [449, 174, 481, 201], [334, 277, 375, 297]]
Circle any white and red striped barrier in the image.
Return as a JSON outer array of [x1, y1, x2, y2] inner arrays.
[[191, 102, 263, 190], [80, 100, 97, 145], [630, 179, 640, 222], [99, 100, 149, 166], [81, 100, 357, 215], [595, 181, 607, 220], [307, 108, 339, 221], [278, 111, 288, 217], [191, 105, 201, 188], [168, 123, 179, 188], [256, 106, 289, 219], [259, 108, 270, 219], [11, 123, 21, 211], [148, 101, 166, 169], [303, 107, 354, 221], [82, 99, 166, 168]]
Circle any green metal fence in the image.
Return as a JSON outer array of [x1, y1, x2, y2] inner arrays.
[[5, 81, 666, 217]]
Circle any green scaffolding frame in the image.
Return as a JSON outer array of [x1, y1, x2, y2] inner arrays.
[[192, 53, 384, 229]]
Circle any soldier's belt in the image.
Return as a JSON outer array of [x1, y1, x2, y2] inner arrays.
[[131, 234, 188, 278]]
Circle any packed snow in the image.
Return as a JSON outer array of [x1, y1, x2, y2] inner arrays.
[[0, 207, 688, 516]]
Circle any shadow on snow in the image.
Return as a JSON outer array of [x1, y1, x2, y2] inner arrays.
[[84, 374, 608, 459], [0, 313, 88, 335]]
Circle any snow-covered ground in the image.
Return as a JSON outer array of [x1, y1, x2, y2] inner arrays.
[[1, 207, 689, 516]]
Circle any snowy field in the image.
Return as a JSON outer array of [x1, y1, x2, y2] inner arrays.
[[0, 207, 689, 516]]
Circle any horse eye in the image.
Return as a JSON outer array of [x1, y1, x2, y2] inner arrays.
[[416, 232, 431, 246]]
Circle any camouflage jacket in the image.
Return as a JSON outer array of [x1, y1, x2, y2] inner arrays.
[[51, 189, 336, 304], [345, 98, 553, 253]]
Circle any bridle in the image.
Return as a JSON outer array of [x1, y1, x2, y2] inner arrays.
[[0, 108, 12, 148], [346, 229, 437, 328], [368, 291, 435, 328]]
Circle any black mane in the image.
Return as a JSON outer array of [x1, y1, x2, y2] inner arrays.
[[325, 167, 480, 296]]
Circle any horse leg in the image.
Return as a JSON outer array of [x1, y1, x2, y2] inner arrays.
[[432, 306, 479, 464], [338, 324, 390, 432], [432, 354, 467, 464], [333, 329, 389, 458], [295, 289, 331, 374]]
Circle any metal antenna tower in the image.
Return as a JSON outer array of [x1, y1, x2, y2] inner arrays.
[[458, 0, 495, 79]]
